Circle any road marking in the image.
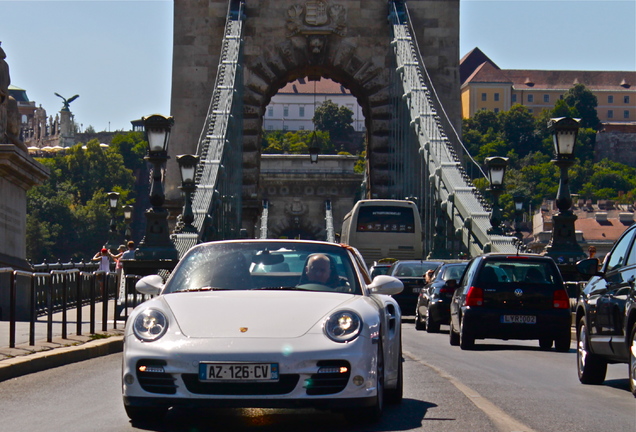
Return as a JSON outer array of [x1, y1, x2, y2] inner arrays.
[[404, 350, 538, 432]]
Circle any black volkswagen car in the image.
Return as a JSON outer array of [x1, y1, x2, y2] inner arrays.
[[449, 253, 571, 351], [415, 261, 468, 332], [575, 223, 636, 397]]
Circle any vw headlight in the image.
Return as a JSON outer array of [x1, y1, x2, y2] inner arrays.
[[324, 310, 362, 343], [133, 309, 168, 342]]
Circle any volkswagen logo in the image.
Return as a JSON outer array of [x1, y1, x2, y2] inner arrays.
[[514, 289, 523, 297]]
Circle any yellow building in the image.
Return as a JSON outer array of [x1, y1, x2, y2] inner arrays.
[[460, 48, 636, 123]]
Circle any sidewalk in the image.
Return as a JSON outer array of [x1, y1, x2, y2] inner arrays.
[[0, 300, 125, 382]]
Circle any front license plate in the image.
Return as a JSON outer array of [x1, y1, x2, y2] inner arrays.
[[199, 362, 279, 382], [501, 315, 536, 324]]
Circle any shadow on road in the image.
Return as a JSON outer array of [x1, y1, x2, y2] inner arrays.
[[130, 398, 436, 431]]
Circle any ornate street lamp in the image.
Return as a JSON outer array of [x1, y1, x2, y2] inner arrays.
[[123, 205, 133, 241], [485, 156, 508, 235], [105, 191, 120, 251], [513, 193, 525, 251], [134, 114, 179, 262], [176, 154, 199, 233], [308, 131, 320, 164], [544, 117, 585, 276]]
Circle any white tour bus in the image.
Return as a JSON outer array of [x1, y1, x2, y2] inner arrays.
[[340, 199, 423, 266]]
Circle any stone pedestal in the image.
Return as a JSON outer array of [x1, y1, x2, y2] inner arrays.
[[0, 144, 49, 270]]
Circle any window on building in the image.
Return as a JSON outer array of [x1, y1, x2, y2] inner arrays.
[[608, 110, 614, 119], [283, 124, 289, 131], [494, 93, 500, 102], [528, 109, 533, 114], [283, 105, 289, 117], [494, 108, 499, 113], [624, 110, 630, 119], [481, 93, 487, 101], [299, 125, 305, 130], [267, 106, 273, 117], [608, 95, 614, 104], [625, 96, 631, 104], [527, 94, 534, 103], [267, 125, 273, 130], [511, 94, 517, 103], [299, 106, 305, 117], [543, 94, 550, 103]]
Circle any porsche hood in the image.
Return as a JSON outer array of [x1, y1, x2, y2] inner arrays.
[[160, 290, 359, 338]]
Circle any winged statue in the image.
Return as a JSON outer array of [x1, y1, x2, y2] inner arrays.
[[54, 92, 79, 111]]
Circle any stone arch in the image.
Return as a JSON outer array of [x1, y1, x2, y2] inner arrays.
[[169, 0, 460, 237], [240, 18, 396, 227]]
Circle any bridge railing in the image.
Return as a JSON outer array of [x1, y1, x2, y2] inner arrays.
[[0, 267, 150, 349], [172, 0, 245, 254], [389, 1, 516, 256]]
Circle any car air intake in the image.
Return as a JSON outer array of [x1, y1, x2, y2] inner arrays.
[[305, 360, 351, 395]]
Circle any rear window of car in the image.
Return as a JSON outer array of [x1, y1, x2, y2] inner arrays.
[[478, 260, 559, 285]]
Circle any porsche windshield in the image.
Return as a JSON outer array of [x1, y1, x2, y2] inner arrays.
[[164, 242, 362, 295]]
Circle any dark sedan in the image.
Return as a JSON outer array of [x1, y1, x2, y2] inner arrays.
[[415, 261, 468, 332], [449, 253, 571, 351], [388, 260, 443, 314], [575, 222, 636, 397]]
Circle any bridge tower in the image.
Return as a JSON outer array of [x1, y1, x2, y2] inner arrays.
[[167, 0, 460, 237]]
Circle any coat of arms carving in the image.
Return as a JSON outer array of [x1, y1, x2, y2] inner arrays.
[[286, 1, 347, 37]]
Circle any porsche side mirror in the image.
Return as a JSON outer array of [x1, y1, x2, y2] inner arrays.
[[136, 274, 164, 296], [368, 275, 403, 295]]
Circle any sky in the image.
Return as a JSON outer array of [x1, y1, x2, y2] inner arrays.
[[1, 0, 634, 133]]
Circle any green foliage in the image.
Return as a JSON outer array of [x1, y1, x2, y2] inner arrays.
[[563, 83, 600, 130], [27, 132, 142, 262], [463, 87, 635, 219], [262, 130, 334, 155], [313, 99, 355, 143]]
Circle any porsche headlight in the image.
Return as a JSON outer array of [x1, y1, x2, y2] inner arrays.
[[324, 310, 362, 343], [133, 309, 168, 342]]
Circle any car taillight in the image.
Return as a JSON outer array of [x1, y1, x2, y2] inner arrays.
[[464, 286, 483, 307], [553, 289, 570, 309], [440, 287, 454, 295]]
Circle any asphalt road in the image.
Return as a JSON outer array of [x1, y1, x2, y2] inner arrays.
[[1, 320, 635, 432]]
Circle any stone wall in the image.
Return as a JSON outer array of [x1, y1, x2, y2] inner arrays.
[[595, 131, 636, 166]]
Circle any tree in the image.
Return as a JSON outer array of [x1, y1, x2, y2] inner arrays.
[[313, 100, 354, 145], [563, 83, 600, 130], [27, 135, 139, 261]]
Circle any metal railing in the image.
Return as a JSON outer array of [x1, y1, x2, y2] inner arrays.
[[0, 267, 150, 348]]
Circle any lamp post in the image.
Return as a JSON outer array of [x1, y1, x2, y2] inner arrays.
[[485, 156, 509, 235], [513, 193, 525, 251], [134, 114, 179, 262], [176, 154, 199, 233], [544, 117, 585, 277], [123, 205, 133, 241], [106, 191, 120, 251], [308, 131, 319, 164]]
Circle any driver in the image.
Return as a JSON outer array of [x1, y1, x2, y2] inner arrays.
[[304, 254, 333, 285]]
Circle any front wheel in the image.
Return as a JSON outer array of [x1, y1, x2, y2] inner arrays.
[[345, 335, 384, 424], [415, 308, 426, 331], [426, 312, 440, 333], [577, 317, 607, 384], [449, 318, 460, 346], [459, 319, 475, 350], [629, 322, 636, 397]]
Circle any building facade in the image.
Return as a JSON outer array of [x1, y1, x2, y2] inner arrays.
[[262, 78, 364, 132], [460, 48, 636, 122]]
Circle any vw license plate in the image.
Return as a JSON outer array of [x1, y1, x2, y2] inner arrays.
[[199, 362, 279, 382], [501, 315, 536, 324]]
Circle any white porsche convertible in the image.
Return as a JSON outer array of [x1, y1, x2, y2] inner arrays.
[[122, 240, 404, 422]]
